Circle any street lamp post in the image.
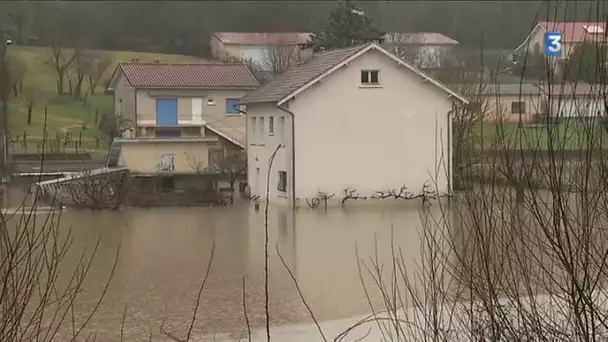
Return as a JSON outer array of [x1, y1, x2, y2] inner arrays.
[[0, 27, 12, 184]]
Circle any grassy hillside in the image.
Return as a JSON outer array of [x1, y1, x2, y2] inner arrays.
[[6, 46, 208, 155]]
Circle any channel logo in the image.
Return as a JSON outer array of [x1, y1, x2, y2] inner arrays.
[[544, 31, 562, 57]]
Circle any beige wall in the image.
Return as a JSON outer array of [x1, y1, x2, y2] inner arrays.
[[136, 88, 250, 130], [118, 140, 215, 174], [113, 74, 136, 128], [481, 93, 543, 123], [247, 48, 457, 205]]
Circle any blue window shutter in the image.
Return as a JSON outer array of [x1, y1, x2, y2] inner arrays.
[[226, 98, 239, 114], [156, 98, 178, 125]]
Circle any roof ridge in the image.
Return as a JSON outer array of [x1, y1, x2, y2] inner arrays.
[[118, 61, 245, 66]]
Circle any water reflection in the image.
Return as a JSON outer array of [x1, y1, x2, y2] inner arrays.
[[12, 196, 455, 341]]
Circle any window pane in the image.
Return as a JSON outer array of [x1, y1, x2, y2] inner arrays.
[[370, 71, 379, 84], [278, 171, 287, 192], [269, 116, 274, 134], [226, 98, 239, 114], [361, 71, 368, 83]]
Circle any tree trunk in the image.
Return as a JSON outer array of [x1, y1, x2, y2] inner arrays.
[[74, 70, 85, 99], [56, 73, 64, 95], [27, 102, 32, 125]]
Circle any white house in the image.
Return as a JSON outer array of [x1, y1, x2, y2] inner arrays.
[[239, 42, 468, 207], [210, 32, 313, 71]]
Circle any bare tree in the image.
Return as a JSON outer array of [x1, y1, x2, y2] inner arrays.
[[7, 53, 26, 98], [43, 169, 130, 210], [44, 42, 77, 95], [209, 147, 246, 191], [97, 111, 133, 145], [185, 153, 207, 174], [260, 43, 300, 76], [84, 52, 112, 95]]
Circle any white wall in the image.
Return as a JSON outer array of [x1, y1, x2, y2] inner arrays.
[[246, 103, 293, 205], [290, 49, 454, 201]]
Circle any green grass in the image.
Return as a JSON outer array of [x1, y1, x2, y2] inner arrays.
[[6, 46, 208, 154], [470, 121, 608, 151]]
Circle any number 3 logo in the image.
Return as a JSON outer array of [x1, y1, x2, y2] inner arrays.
[[544, 31, 562, 57], [548, 35, 561, 52]]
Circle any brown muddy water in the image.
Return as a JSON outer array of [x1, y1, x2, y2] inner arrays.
[[4, 186, 462, 341]]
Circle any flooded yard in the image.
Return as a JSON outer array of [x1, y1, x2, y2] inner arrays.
[[5, 188, 452, 341]]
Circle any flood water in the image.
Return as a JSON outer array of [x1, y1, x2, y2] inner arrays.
[[4, 187, 459, 341]]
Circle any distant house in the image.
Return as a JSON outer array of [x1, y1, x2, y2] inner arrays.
[[239, 42, 468, 207], [106, 62, 259, 194], [514, 22, 608, 77], [536, 82, 605, 119], [515, 22, 607, 59], [452, 83, 544, 123], [382, 32, 459, 68], [454, 82, 599, 123], [210, 32, 313, 71]]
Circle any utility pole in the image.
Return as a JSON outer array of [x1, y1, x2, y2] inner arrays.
[[0, 27, 11, 184]]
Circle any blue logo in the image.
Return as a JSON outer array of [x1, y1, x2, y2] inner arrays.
[[544, 31, 562, 57]]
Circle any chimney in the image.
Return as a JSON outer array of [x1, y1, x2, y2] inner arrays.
[[297, 42, 314, 64]]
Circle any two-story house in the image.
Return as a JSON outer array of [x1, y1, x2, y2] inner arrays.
[[239, 42, 468, 207], [107, 62, 259, 196]]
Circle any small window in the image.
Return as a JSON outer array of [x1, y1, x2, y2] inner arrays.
[[361, 70, 380, 85], [250, 117, 257, 143], [278, 171, 287, 192], [258, 117, 265, 143], [278, 116, 285, 139], [511, 101, 526, 114], [157, 176, 175, 192], [269, 116, 274, 135], [226, 98, 240, 115]]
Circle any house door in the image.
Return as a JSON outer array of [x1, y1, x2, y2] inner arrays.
[[156, 98, 178, 125]]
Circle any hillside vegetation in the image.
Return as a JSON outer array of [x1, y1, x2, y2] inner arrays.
[[6, 46, 207, 154]]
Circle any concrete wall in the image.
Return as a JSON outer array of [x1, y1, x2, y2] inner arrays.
[[246, 103, 293, 205], [113, 74, 136, 128], [118, 140, 216, 174]]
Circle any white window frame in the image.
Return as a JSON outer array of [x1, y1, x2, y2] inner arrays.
[[269, 116, 274, 135], [192, 98, 203, 123], [277, 170, 287, 193], [258, 116, 265, 144], [250, 117, 257, 144], [361, 70, 380, 85]]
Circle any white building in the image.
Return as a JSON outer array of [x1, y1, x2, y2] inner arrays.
[[239, 42, 468, 207], [210, 32, 313, 71]]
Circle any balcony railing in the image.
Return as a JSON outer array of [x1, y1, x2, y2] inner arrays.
[[136, 113, 205, 127]]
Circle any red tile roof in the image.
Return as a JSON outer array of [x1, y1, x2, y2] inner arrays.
[[538, 21, 608, 43], [117, 62, 259, 89], [213, 32, 313, 45]]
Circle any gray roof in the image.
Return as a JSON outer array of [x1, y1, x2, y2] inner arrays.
[[383, 32, 459, 45], [448, 82, 595, 97], [448, 83, 542, 96], [239, 44, 368, 104]]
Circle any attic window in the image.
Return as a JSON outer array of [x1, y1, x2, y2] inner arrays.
[[361, 70, 379, 85], [583, 25, 604, 34]]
